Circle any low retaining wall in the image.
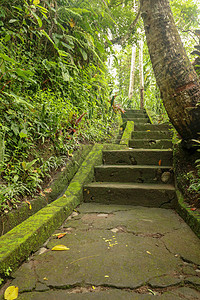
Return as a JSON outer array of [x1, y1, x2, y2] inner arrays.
[[0, 145, 93, 236], [0, 144, 126, 278]]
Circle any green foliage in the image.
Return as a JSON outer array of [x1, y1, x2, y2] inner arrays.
[[0, 0, 121, 213]]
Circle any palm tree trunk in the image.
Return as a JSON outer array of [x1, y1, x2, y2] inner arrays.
[[140, 0, 200, 140], [128, 45, 137, 99], [139, 38, 144, 108]]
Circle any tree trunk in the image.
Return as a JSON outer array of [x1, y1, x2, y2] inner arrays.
[[140, 0, 200, 140], [128, 45, 137, 99], [139, 38, 144, 108]]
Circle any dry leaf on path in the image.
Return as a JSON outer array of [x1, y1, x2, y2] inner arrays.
[[25, 200, 32, 210], [4, 286, 18, 300], [57, 233, 67, 239], [51, 245, 70, 251], [44, 188, 52, 193]]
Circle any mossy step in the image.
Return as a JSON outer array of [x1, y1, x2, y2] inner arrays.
[[129, 139, 172, 149], [123, 118, 150, 123], [123, 112, 148, 118], [94, 165, 174, 184], [131, 131, 172, 139], [124, 109, 146, 113], [134, 124, 171, 131], [103, 149, 173, 166], [83, 182, 176, 208]]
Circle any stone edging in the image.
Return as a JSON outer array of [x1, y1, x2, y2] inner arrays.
[[0, 145, 93, 236], [175, 189, 200, 239], [0, 144, 126, 278], [120, 121, 134, 146]]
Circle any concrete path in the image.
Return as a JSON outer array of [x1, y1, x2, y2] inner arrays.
[[4, 203, 200, 299]]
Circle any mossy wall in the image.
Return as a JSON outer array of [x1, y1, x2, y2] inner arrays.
[[0, 145, 92, 235]]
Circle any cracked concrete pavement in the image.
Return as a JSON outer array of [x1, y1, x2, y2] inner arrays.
[[1, 203, 200, 299]]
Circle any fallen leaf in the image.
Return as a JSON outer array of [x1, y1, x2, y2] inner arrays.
[[57, 233, 67, 239], [148, 289, 157, 295], [158, 159, 162, 166], [25, 200, 32, 210], [92, 286, 96, 290], [40, 191, 46, 197], [4, 286, 18, 300], [146, 251, 152, 255], [52, 232, 67, 237], [191, 208, 197, 211], [51, 245, 70, 251], [43, 277, 48, 281], [44, 188, 52, 193], [104, 275, 109, 278]]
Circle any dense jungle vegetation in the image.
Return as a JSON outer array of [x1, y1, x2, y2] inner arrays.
[[0, 0, 199, 213]]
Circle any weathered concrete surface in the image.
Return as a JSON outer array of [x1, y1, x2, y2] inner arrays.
[[125, 118, 149, 123], [129, 139, 172, 149], [83, 182, 176, 208], [0, 144, 127, 277], [131, 131, 172, 139], [2, 203, 200, 299], [134, 124, 171, 131], [103, 149, 173, 166], [94, 165, 174, 184]]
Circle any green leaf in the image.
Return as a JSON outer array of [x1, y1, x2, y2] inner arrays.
[[13, 175, 19, 183], [62, 72, 70, 82], [31, 11, 43, 27], [80, 49, 88, 61], [19, 129, 28, 138], [41, 30, 58, 50], [4, 34, 11, 42], [15, 68, 34, 80], [25, 159, 38, 171], [33, 0, 40, 4], [9, 19, 18, 23], [11, 124, 19, 135], [0, 53, 16, 64]]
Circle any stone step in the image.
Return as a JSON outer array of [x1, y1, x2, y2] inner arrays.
[[83, 182, 176, 208], [131, 131, 172, 139], [103, 149, 173, 166], [123, 118, 150, 123], [134, 124, 171, 131], [94, 165, 174, 184], [124, 109, 146, 113], [129, 139, 172, 149], [123, 112, 148, 118]]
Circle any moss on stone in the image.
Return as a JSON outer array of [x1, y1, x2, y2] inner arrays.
[[175, 190, 200, 239], [0, 206, 66, 275], [0, 145, 92, 236], [0, 142, 129, 278], [120, 121, 134, 146], [46, 145, 92, 203]]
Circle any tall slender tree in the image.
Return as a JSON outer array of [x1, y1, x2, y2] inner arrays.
[[140, 0, 200, 140], [139, 37, 144, 108], [128, 45, 137, 99]]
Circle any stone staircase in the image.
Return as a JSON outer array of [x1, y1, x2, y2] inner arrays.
[[84, 109, 177, 208]]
